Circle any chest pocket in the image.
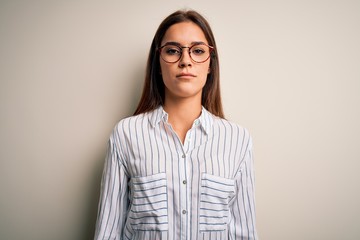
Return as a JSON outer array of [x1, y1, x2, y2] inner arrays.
[[129, 172, 168, 231], [199, 173, 235, 231]]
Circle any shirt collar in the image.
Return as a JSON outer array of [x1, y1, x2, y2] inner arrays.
[[149, 106, 168, 127], [149, 106, 214, 135]]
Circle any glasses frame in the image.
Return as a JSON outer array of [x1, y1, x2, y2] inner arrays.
[[158, 43, 214, 63]]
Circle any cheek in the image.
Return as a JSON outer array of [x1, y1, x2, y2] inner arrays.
[[159, 61, 165, 74], [199, 63, 211, 78], [160, 62, 172, 77]]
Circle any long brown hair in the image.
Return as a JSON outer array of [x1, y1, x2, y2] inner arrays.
[[133, 10, 224, 118]]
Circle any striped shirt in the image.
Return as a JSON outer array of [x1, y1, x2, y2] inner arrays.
[[94, 106, 258, 240]]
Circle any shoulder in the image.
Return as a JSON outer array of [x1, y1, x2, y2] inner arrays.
[[108, 112, 150, 142], [213, 115, 251, 136], [210, 115, 253, 147], [114, 112, 148, 129], [113, 107, 164, 131]]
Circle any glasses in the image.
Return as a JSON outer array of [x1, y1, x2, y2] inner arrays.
[[158, 43, 214, 63]]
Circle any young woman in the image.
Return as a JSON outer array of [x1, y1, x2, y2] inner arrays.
[[94, 10, 258, 240]]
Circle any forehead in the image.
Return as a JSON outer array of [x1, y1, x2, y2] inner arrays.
[[161, 21, 208, 45]]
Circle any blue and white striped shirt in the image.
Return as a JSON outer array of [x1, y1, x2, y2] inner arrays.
[[94, 106, 258, 240]]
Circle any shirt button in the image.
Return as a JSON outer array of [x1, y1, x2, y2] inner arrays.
[[182, 180, 187, 184], [182, 210, 187, 214], [182, 154, 185, 158]]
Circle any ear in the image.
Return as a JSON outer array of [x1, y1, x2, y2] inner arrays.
[[208, 67, 211, 74]]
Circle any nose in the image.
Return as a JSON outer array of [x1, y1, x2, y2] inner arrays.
[[178, 48, 192, 68]]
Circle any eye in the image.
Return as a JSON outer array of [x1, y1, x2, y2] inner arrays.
[[191, 46, 206, 55], [163, 45, 181, 55]]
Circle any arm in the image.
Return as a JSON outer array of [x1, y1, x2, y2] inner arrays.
[[229, 140, 258, 239], [94, 136, 129, 240]]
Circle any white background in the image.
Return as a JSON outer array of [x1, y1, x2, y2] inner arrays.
[[1, 0, 359, 239]]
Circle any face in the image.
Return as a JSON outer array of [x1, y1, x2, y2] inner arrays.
[[159, 21, 211, 102]]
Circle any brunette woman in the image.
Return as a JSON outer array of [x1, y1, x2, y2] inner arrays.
[[94, 9, 258, 240]]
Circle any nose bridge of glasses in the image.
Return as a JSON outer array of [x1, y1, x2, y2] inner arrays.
[[179, 46, 192, 61]]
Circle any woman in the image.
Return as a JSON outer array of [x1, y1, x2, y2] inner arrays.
[[94, 10, 258, 240]]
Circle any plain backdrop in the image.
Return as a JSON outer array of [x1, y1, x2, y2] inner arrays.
[[1, 0, 359, 239]]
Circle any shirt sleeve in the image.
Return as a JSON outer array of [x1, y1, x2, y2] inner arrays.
[[229, 138, 258, 239], [94, 135, 129, 240]]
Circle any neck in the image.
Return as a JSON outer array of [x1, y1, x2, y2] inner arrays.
[[163, 97, 202, 123], [163, 96, 202, 143]]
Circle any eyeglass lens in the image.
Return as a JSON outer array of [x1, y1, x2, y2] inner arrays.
[[160, 44, 211, 63]]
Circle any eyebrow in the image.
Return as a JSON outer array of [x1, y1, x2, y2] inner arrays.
[[162, 41, 207, 47]]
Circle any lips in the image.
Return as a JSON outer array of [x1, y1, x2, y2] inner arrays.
[[176, 72, 196, 78]]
